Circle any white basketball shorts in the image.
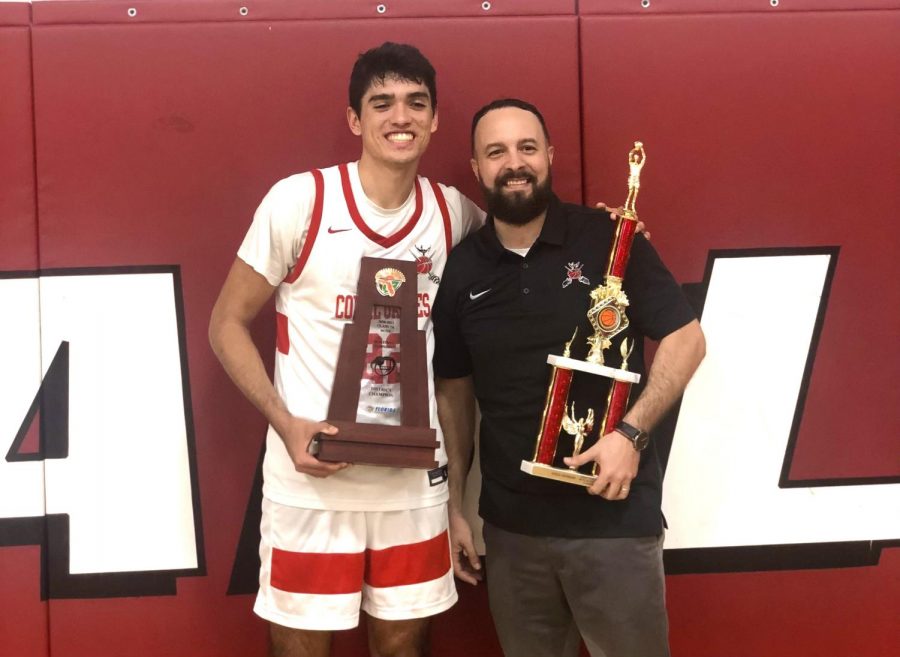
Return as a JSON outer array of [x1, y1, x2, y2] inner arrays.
[[254, 497, 457, 631]]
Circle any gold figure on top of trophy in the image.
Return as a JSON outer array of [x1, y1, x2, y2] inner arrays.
[[623, 142, 645, 218], [584, 142, 647, 365], [562, 403, 595, 462]]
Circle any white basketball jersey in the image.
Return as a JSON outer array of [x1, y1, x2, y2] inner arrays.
[[238, 162, 484, 511]]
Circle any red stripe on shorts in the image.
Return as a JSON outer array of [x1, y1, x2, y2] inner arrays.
[[364, 531, 450, 589], [270, 548, 365, 595]]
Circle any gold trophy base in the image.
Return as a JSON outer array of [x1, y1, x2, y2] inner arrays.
[[521, 460, 597, 487]]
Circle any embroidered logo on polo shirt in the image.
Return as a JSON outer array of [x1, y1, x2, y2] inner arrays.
[[410, 244, 441, 285], [469, 288, 491, 301], [562, 262, 590, 288]]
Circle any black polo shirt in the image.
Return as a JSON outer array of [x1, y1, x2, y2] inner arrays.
[[432, 194, 696, 538]]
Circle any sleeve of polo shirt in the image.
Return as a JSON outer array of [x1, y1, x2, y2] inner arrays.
[[624, 234, 697, 342], [432, 257, 474, 379]]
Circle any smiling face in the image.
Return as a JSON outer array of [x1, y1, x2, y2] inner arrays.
[[347, 76, 439, 171], [471, 106, 554, 225]]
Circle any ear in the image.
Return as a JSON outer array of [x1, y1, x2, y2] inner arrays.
[[430, 108, 439, 134], [347, 106, 362, 136], [548, 144, 555, 165], [470, 157, 480, 181]]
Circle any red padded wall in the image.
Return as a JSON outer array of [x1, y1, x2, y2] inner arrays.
[[0, 5, 48, 657], [24, 4, 579, 656], [3, 1, 898, 656], [0, 6, 37, 272], [581, 7, 899, 657]]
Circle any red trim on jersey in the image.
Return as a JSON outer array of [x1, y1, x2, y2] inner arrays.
[[364, 531, 450, 588], [429, 180, 453, 255], [284, 169, 324, 285], [270, 547, 365, 595], [276, 311, 289, 355], [339, 163, 423, 248]]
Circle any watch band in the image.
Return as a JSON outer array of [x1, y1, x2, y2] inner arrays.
[[615, 421, 650, 451]]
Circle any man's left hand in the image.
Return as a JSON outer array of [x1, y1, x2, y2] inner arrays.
[[563, 430, 639, 500]]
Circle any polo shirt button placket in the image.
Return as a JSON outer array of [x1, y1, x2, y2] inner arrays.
[[523, 287, 530, 295]]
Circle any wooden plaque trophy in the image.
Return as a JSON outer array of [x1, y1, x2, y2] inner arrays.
[[313, 257, 439, 469], [521, 142, 647, 486]]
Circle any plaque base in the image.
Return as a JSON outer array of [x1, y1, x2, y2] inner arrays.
[[315, 420, 439, 469], [520, 460, 597, 487]]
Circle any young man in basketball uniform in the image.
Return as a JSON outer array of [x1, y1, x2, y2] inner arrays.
[[209, 43, 483, 657]]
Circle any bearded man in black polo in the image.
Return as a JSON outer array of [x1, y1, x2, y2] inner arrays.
[[432, 98, 706, 657]]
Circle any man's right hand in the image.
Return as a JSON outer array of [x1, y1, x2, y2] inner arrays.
[[280, 416, 349, 478], [449, 509, 483, 585]]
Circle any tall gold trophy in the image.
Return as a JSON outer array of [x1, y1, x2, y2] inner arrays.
[[521, 142, 646, 486]]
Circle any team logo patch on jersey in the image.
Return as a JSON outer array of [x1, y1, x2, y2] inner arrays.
[[374, 268, 406, 297], [410, 245, 441, 285], [562, 262, 590, 288]]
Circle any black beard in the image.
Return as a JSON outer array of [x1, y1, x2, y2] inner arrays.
[[480, 168, 553, 226]]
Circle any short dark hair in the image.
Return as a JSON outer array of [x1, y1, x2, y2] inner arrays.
[[348, 42, 437, 116], [471, 98, 551, 154]]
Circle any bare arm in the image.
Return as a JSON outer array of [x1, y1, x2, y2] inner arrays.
[[435, 375, 482, 584], [209, 258, 346, 477], [623, 318, 706, 431], [565, 319, 706, 498]]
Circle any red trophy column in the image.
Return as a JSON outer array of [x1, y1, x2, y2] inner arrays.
[[534, 366, 574, 464]]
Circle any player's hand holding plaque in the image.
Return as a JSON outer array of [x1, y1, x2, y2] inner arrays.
[[521, 142, 647, 486], [313, 257, 438, 469]]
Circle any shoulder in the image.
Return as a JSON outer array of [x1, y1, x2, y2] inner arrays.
[[256, 168, 336, 224], [430, 182, 486, 231], [264, 170, 320, 202], [561, 201, 614, 227], [447, 221, 488, 260], [256, 172, 318, 216], [431, 180, 461, 202], [548, 200, 616, 246]]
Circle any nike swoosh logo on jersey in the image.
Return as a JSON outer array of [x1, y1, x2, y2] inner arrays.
[[469, 288, 491, 300], [327, 226, 353, 234]]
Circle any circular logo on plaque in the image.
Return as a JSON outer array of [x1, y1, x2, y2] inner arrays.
[[371, 356, 397, 376], [375, 268, 406, 297]]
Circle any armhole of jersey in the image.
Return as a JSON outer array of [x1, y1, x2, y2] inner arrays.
[[430, 180, 453, 255], [284, 169, 324, 284]]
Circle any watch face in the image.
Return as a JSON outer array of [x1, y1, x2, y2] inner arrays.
[[616, 422, 649, 451], [635, 432, 650, 451]]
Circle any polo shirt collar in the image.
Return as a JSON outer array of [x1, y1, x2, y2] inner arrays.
[[478, 194, 567, 261]]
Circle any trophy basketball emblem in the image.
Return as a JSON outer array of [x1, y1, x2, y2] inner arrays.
[[521, 142, 647, 486]]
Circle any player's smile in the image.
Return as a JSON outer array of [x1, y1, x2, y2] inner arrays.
[[386, 131, 414, 143]]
